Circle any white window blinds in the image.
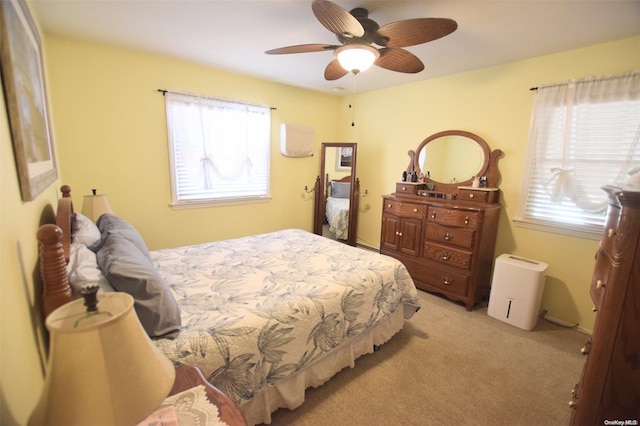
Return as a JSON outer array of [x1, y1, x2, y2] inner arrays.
[[516, 71, 640, 238], [164, 92, 271, 206]]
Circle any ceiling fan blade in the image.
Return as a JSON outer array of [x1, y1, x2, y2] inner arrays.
[[312, 0, 364, 38], [378, 18, 457, 48], [324, 59, 349, 80], [375, 48, 425, 73], [265, 44, 337, 55]]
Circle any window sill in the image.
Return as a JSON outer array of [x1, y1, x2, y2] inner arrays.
[[513, 217, 602, 240], [170, 196, 271, 210]]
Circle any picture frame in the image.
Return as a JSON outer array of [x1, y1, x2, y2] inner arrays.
[[0, 0, 57, 201], [335, 147, 353, 172]]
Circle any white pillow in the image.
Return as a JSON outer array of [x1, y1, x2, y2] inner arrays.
[[66, 243, 115, 297], [71, 212, 101, 248]]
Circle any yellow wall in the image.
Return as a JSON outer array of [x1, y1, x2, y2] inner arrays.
[[44, 35, 340, 250], [337, 36, 640, 332], [0, 2, 62, 423], [1, 5, 637, 421]]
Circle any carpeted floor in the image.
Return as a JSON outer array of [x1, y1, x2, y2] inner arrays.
[[265, 290, 587, 425]]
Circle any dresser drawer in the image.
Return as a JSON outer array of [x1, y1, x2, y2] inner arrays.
[[590, 249, 612, 309], [423, 242, 472, 270], [458, 189, 489, 202], [415, 263, 470, 297], [383, 200, 427, 218], [395, 182, 426, 195], [427, 206, 479, 228], [425, 223, 475, 249], [600, 204, 620, 256]]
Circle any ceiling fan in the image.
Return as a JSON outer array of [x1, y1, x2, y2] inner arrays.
[[265, 0, 458, 81]]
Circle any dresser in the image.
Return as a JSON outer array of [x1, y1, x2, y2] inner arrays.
[[569, 185, 640, 424], [381, 190, 500, 310], [380, 130, 503, 310]]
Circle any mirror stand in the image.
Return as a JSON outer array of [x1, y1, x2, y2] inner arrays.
[[313, 143, 358, 246]]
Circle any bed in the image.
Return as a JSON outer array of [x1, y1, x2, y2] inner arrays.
[[324, 175, 351, 240], [37, 186, 421, 425]]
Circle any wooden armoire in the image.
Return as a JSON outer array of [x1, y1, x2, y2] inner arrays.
[[569, 185, 640, 424]]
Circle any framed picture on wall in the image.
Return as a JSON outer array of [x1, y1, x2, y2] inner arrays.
[[335, 147, 353, 172], [0, 0, 57, 201]]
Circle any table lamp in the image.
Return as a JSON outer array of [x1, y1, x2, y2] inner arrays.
[[28, 287, 175, 425], [81, 189, 113, 222]]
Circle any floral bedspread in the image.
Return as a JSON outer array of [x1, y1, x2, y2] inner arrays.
[[152, 229, 420, 405], [325, 196, 350, 240]]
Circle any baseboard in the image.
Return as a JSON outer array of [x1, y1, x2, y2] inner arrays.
[[541, 312, 592, 335], [356, 243, 378, 252]]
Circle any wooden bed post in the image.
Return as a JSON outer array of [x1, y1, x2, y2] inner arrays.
[[37, 224, 72, 317], [313, 175, 322, 235], [56, 185, 73, 263]]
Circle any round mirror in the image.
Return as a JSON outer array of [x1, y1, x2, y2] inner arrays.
[[419, 135, 485, 183], [413, 130, 490, 187]]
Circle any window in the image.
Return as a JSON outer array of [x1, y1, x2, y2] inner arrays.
[[515, 72, 640, 239], [164, 91, 271, 208]]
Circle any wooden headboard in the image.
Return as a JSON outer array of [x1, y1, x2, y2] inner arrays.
[[38, 186, 74, 317], [324, 174, 351, 199]]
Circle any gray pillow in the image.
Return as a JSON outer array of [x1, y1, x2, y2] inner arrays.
[[97, 232, 181, 338], [331, 181, 351, 198], [95, 214, 151, 260]]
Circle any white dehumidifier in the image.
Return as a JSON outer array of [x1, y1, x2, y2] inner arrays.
[[487, 254, 548, 331]]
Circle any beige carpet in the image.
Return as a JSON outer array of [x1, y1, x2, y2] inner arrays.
[[266, 290, 587, 426]]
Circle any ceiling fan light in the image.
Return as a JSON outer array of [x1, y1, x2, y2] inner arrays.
[[336, 45, 379, 73]]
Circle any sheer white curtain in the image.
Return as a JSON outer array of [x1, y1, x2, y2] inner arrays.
[[518, 71, 640, 236], [165, 92, 271, 204]]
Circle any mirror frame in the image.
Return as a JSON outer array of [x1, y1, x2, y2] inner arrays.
[[314, 142, 359, 246], [407, 130, 502, 196]]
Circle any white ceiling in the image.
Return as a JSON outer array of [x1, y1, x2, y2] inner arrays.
[[32, 0, 640, 95]]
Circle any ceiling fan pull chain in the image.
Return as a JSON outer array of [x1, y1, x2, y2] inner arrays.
[[351, 73, 356, 126]]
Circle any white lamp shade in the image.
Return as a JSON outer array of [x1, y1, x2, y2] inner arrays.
[[81, 194, 113, 222], [29, 293, 175, 426], [336, 45, 379, 73]]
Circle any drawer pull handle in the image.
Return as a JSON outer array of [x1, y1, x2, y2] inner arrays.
[[596, 279, 604, 289], [464, 216, 470, 225], [568, 400, 577, 408], [592, 306, 597, 312], [395, 232, 403, 237], [431, 212, 436, 219], [442, 252, 451, 261], [607, 228, 614, 238], [444, 233, 453, 241], [443, 277, 453, 286], [388, 204, 392, 208], [469, 193, 474, 199], [413, 208, 418, 213], [402, 187, 407, 191]]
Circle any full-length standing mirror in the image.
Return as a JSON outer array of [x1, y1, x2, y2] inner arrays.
[[313, 143, 359, 246]]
